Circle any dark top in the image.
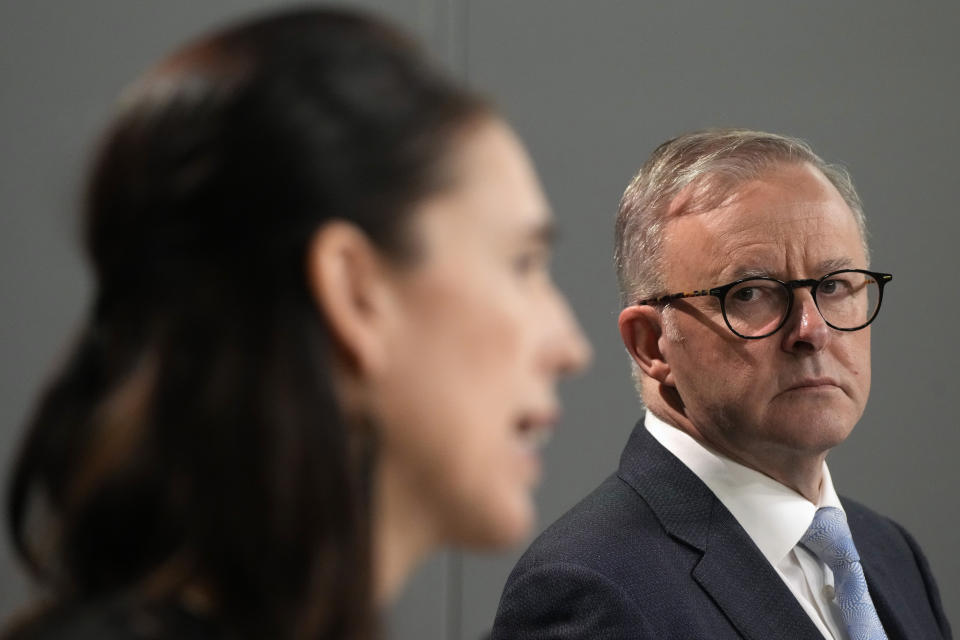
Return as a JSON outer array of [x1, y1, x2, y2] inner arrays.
[[4, 597, 227, 640]]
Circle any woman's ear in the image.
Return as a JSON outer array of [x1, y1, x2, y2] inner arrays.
[[306, 221, 397, 377], [618, 305, 674, 387]]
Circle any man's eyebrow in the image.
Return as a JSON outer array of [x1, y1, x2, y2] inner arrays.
[[816, 257, 856, 273], [721, 265, 774, 280], [722, 257, 859, 282], [737, 266, 772, 279]]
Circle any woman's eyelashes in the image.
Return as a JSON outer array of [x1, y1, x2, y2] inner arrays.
[[512, 246, 550, 277]]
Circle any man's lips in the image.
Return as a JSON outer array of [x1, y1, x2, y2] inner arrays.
[[782, 377, 843, 392]]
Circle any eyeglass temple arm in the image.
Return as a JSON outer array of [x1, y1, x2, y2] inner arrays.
[[637, 272, 892, 306], [637, 289, 715, 306]]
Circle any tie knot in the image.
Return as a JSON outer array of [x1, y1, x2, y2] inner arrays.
[[800, 506, 860, 568]]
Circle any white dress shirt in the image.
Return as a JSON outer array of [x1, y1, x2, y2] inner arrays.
[[645, 412, 850, 640]]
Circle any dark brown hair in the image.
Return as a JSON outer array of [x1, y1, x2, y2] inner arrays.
[[7, 7, 487, 639]]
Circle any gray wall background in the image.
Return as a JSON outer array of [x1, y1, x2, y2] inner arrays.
[[1, 1, 957, 637]]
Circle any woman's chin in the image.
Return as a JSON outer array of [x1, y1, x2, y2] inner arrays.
[[451, 495, 536, 550]]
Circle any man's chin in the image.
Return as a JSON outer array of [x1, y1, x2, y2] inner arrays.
[[767, 415, 857, 454]]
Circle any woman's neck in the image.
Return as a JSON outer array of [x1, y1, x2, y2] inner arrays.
[[372, 461, 440, 605]]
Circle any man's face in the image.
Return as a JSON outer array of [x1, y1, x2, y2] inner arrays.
[[658, 162, 871, 471]]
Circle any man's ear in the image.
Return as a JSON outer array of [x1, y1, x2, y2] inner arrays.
[[618, 305, 674, 387], [306, 221, 396, 377]]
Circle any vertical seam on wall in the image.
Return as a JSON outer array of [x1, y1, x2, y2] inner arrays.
[[444, 0, 467, 628], [446, 550, 463, 640], [428, 0, 467, 635], [458, 0, 470, 85]]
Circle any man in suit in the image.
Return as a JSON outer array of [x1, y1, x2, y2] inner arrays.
[[491, 129, 953, 639]]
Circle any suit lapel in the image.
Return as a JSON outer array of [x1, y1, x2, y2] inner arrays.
[[845, 501, 925, 640], [861, 561, 915, 640], [618, 420, 824, 640], [692, 505, 825, 640]]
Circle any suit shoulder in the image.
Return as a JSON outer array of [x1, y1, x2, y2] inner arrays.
[[508, 471, 680, 585], [841, 496, 902, 533], [841, 495, 925, 552], [840, 495, 921, 562], [841, 496, 954, 639], [492, 557, 654, 639]]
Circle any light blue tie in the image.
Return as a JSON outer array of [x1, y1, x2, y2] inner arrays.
[[800, 507, 888, 640]]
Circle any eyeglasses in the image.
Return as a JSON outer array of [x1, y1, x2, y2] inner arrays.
[[637, 269, 893, 339]]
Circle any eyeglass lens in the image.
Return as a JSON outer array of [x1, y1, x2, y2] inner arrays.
[[724, 271, 881, 337]]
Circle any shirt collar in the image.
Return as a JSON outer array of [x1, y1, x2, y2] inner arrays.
[[644, 412, 843, 566]]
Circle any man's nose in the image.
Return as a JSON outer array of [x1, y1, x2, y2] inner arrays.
[[780, 287, 829, 353]]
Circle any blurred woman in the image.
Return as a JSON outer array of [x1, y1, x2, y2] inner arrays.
[[5, 7, 589, 640]]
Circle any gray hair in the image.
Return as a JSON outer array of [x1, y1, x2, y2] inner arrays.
[[614, 129, 869, 307]]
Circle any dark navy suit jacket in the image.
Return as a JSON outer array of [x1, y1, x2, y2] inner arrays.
[[492, 419, 953, 640]]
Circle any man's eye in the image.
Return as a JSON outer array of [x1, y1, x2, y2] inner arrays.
[[819, 278, 853, 296], [732, 287, 759, 302]]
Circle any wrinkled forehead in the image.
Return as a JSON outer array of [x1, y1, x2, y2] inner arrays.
[[664, 162, 868, 255], [659, 164, 868, 283], [667, 161, 812, 216]]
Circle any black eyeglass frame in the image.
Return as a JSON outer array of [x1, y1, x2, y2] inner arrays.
[[636, 268, 893, 339]]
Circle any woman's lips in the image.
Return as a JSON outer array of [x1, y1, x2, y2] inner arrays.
[[515, 411, 558, 452]]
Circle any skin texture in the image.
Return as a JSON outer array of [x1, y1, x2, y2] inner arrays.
[[310, 118, 591, 602], [619, 162, 870, 502]]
